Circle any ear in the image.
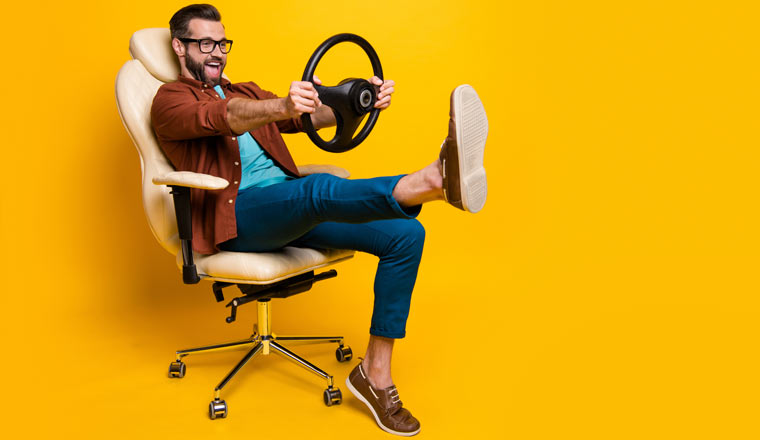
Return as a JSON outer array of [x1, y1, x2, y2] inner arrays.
[[171, 38, 186, 57]]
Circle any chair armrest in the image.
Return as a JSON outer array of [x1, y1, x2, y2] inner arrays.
[[153, 171, 229, 190], [150, 171, 228, 285], [297, 164, 350, 179]]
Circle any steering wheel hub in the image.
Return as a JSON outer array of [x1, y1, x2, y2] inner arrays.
[[359, 89, 373, 109]]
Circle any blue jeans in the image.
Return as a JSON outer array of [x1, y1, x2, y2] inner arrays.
[[219, 173, 425, 338]]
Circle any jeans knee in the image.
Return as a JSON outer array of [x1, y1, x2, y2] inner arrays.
[[408, 219, 426, 249], [390, 219, 426, 257]]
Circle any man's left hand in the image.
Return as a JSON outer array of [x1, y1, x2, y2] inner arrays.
[[369, 76, 395, 110]]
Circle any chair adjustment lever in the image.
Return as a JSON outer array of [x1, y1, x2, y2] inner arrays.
[[224, 294, 259, 323]]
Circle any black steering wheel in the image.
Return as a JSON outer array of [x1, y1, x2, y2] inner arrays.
[[301, 33, 383, 153]]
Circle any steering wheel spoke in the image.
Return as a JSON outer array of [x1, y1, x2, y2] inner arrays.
[[335, 111, 366, 146], [314, 84, 347, 110]]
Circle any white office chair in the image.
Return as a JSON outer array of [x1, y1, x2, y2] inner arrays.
[[115, 28, 356, 419]]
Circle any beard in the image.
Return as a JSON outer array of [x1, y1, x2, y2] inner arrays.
[[185, 53, 225, 86]]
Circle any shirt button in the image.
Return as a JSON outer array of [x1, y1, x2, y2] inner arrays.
[[231, 137, 236, 141], [234, 161, 240, 166], [233, 181, 239, 185], [228, 199, 233, 204]]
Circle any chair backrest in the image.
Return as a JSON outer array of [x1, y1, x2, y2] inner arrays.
[[115, 28, 187, 256]]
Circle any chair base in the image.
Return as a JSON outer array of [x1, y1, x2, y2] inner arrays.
[[168, 300, 353, 419]]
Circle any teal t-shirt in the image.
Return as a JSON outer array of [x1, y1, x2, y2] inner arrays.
[[214, 85, 293, 191]]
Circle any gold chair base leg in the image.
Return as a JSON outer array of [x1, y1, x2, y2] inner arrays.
[[214, 341, 264, 399], [274, 335, 344, 345], [175, 334, 259, 360], [270, 340, 334, 388]]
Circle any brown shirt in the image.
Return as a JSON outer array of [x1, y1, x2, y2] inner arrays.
[[151, 75, 303, 255]]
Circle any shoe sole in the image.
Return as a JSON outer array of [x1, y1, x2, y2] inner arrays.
[[453, 84, 489, 213], [345, 377, 421, 437]]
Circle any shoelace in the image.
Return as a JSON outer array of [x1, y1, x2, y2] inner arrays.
[[357, 358, 403, 409], [389, 385, 402, 405]]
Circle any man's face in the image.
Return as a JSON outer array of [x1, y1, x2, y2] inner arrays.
[[178, 18, 227, 86]]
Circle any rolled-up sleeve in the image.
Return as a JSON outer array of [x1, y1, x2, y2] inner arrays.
[[151, 87, 234, 141]]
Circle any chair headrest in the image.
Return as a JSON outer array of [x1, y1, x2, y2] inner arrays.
[[129, 28, 179, 83]]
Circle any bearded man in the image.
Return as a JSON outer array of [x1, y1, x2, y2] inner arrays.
[[151, 4, 489, 436]]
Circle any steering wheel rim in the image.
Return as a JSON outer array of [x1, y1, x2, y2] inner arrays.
[[301, 33, 384, 153]]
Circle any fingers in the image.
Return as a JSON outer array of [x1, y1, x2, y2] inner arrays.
[[290, 81, 318, 98], [292, 95, 318, 112], [369, 77, 395, 110], [312, 75, 322, 85], [377, 84, 395, 100], [374, 95, 391, 109], [379, 78, 395, 90], [291, 88, 321, 104], [370, 77, 394, 90], [288, 81, 321, 115]]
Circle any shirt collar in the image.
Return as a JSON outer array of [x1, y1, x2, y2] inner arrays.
[[177, 74, 231, 90]]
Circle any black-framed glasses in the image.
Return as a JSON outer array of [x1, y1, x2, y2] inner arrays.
[[179, 38, 233, 54]]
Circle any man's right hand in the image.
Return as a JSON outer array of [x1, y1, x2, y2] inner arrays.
[[284, 81, 322, 117]]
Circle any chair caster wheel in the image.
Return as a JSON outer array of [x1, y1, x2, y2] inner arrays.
[[168, 361, 186, 378], [335, 345, 353, 362], [323, 387, 342, 406], [209, 399, 228, 419]]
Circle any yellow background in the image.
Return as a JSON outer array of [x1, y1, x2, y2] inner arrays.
[[1, 0, 758, 438]]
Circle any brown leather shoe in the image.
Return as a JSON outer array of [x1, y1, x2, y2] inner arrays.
[[440, 84, 489, 213], [345, 362, 421, 436]]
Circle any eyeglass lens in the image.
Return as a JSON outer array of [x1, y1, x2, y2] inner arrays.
[[199, 39, 231, 53]]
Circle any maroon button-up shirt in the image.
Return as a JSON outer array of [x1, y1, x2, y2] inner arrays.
[[151, 75, 303, 255]]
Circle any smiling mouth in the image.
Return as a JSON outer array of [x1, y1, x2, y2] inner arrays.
[[205, 60, 222, 77]]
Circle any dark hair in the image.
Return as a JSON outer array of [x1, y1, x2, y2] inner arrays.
[[169, 4, 222, 39]]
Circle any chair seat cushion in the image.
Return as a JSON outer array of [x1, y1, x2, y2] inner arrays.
[[177, 247, 354, 284]]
